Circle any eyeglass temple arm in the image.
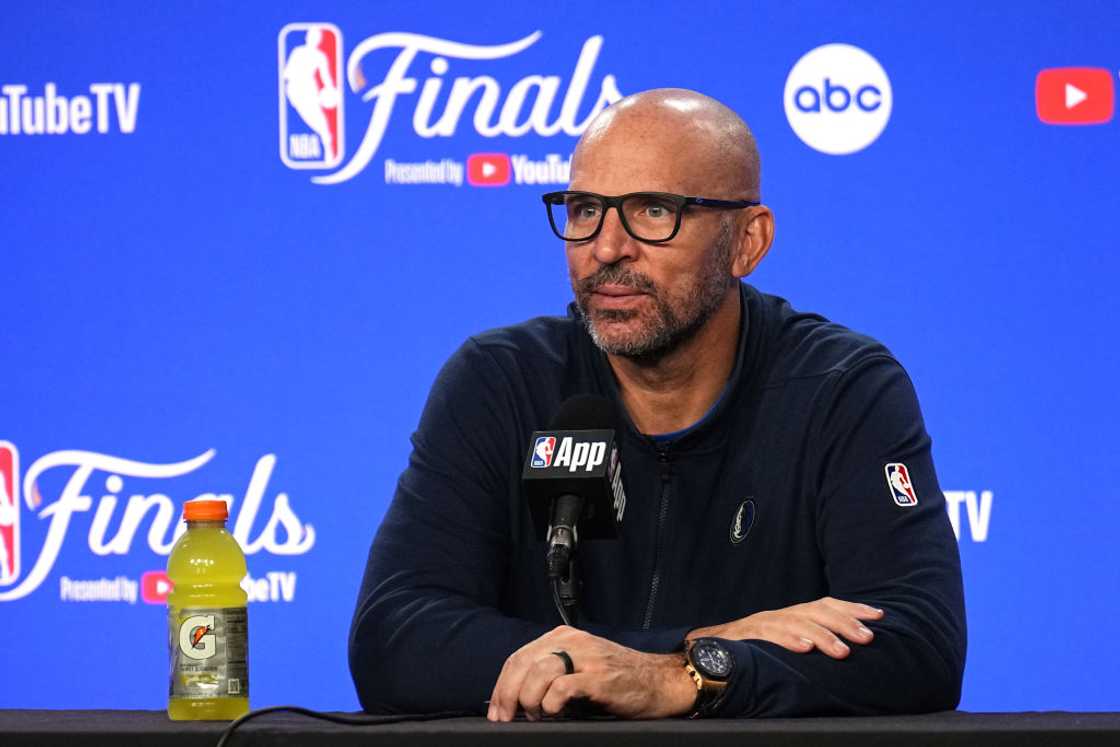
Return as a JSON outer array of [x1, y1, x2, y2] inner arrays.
[[687, 197, 760, 208]]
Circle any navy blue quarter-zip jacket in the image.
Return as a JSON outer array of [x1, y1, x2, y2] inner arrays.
[[349, 282, 966, 717]]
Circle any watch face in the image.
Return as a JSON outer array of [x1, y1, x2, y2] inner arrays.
[[693, 641, 732, 678]]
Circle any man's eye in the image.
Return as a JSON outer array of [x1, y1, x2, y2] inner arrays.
[[571, 203, 599, 220], [640, 200, 676, 219]]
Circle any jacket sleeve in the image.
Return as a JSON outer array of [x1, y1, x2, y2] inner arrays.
[[713, 356, 967, 717], [348, 340, 689, 714]]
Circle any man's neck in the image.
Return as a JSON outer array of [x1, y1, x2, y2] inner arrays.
[[607, 288, 741, 437]]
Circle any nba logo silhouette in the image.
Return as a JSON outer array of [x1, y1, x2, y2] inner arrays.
[[0, 441, 19, 586], [278, 23, 344, 169], [531, 436, 556, 468], [884, 462, 918, 507]]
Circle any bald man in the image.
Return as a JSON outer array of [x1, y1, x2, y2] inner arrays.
[[349, 89, 966, 720]]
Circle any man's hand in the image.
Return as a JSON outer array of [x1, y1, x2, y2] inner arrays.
[[686, 597, 884, 659], [487, 626, 696, 722]]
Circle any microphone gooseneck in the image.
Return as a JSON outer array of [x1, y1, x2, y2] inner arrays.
[[546, 493, 584, 626], [546, 493, 583, 579]]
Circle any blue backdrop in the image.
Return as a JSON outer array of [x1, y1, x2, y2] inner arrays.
[[2, 0, 1118, 713]]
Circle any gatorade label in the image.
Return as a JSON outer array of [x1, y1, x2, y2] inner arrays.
[[168, 607, 249, 698]]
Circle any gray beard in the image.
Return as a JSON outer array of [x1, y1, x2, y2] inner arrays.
[[577, 219, 735, 362]]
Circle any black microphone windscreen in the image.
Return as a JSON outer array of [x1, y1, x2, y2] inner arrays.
[[525, 394, 628, 541], [549, 394, 619, 431]]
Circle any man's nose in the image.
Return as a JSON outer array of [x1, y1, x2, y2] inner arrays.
[[590, 206, 638, 265]]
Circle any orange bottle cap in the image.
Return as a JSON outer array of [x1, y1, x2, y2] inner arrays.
[[183, 499, 229, 522]]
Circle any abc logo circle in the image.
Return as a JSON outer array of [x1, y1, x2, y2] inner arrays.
[[784, 44, 892, 155]]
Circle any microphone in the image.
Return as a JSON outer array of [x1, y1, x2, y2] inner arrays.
[[522, 395, 628, 625]]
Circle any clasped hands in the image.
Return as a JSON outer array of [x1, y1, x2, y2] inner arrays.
[[486, 596, 884, 722]]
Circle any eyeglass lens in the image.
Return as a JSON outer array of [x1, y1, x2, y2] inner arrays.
[[549, 193, 680, 241]]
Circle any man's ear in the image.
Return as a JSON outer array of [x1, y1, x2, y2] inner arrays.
[[731, 207, 775, 278]]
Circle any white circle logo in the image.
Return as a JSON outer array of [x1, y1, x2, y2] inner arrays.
[[784, 43, 892, 155]]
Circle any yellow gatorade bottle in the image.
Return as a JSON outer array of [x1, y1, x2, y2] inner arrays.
[[167, 498, 249, 720]]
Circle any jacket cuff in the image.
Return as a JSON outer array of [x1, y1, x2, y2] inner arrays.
[[706, 639, 755, 717]]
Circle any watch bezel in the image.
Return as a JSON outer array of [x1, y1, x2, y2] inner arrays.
[[690, 638, 733, 679]]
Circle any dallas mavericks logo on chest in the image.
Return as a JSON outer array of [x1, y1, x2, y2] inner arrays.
[[729, 498, 756, 545]]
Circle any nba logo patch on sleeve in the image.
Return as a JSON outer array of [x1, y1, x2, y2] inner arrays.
[[278, 23, 344, 169], [884, 462, 918, 507]]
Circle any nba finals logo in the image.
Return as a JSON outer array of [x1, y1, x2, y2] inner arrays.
[[0, 446, 316, 602], [275, 24, 622, 185], [0, 442, 19, 586], [278, 23, 344, 169]]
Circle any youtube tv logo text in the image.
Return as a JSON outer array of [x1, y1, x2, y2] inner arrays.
[[1036, 67, 1115, 125]]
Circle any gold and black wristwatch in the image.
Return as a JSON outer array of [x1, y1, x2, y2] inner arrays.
[[683, 637, 733, 718]]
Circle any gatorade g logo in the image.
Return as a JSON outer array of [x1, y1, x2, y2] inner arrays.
[[784, 43, 893, 155], [179, 615, 217, 660]]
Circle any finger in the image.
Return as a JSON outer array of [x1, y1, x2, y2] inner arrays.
[[824, 609, 875, 645], [490, 628, 579, 721], [487, 656, 513, 721], [750, 614, 818, 654], [806, 603, 877, 645], [767, 633, 817, 654], [540, 673, 596, 717], [517, 653, 569, 721], [821, 597, 885, 620], [790, 635, 816, 653], [491, 649, 535, 722], [857, 603, 886, 619], [801, 620, 851, 659]]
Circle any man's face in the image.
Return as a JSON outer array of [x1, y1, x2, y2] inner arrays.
[[566, 122, 738, 360]]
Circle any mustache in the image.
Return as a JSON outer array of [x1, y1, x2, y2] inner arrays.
[[577, 265, 658, 296]]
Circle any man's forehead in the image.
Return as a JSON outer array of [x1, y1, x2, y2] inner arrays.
[[570, 100, 745, 196], [569, 132, 727, 196]]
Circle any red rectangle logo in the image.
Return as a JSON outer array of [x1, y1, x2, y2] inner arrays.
[[0, 442, 20, 585], [467, 153, 511, 187], [1036, 67, 1114, 125], [141, 570, 174, 604]]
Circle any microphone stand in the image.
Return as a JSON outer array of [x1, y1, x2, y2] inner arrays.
[[546, 495, 583, 627]]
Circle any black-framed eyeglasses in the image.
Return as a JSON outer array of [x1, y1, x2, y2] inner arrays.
[[542, 190, 760, 243]]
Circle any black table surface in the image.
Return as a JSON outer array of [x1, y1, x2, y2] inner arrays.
[[3, 709, 1120, 747]]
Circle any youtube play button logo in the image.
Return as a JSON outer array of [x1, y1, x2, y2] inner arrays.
[[141, 570, 174, 604], [1036, 67, 1115, 125], [466, 153, 511, 187]]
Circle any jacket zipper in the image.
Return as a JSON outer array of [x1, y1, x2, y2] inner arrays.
[[642, 444, 672, 630]]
